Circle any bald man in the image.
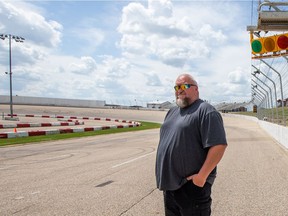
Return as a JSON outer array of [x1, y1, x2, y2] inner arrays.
[[156, 74, 227, 216]]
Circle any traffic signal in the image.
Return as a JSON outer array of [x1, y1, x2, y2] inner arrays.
[[250, 33, 288, 55]]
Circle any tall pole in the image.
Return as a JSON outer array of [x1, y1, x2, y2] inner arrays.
[[9, 34, 13, 117], [0, 34, 25, 119]]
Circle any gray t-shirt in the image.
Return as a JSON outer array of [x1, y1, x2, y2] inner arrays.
[[155, 99, 227, 191]]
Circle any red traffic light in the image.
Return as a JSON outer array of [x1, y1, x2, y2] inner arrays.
[[277, 35, 288, 50]]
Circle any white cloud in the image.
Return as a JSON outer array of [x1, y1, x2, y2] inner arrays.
[[0, 2, 62, 47], [0, 0, 257, 105], [0, 1, 62, 67], [228, 68, 249, 84], [148, 0, 173, 18], [70, 56, 97, 75], [118, 0, 227, 68]]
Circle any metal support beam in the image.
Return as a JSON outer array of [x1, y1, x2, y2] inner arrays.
[[260, 59, 285, 125], [252, 73, 275, 122], [252, 81, 270, 109], [252, 81, 271, 119], [252, 65, 279, 123]]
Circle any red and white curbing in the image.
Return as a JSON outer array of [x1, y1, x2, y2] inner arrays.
[[0, 114, 141, 139], [0, 121, 83, 129], [5, 113, 136, 123]]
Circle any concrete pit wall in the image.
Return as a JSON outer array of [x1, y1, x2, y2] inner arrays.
[[223, 113, 288, 150]]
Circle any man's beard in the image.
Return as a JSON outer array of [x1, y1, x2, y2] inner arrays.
[[176, 97, 189, 108]]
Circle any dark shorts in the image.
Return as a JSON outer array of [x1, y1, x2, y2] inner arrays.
[[163, 181, 212, 216]]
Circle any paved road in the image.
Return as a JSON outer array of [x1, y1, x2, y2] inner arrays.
[[214, 117, 288, 216], [0, 105, 288, 215]]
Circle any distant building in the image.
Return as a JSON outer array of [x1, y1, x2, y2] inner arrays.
[[214, 102, 251, 113], [278, 98, 288, 107], [147, 101, 173, 109]]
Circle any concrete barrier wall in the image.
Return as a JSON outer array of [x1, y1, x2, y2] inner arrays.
[[258, 120, 288, 150], [223, 113, 288, 150], [0, 95, 105, 108]]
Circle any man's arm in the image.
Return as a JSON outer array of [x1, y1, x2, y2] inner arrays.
[[186, 144, 227, 187]]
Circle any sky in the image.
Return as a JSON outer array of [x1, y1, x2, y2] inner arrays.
[[0, 0, 261, 106]]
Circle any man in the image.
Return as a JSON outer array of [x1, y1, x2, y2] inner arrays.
[[155, 74, 227, 216]]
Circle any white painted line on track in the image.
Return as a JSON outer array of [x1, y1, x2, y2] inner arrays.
[[111, 151, 155, 168]]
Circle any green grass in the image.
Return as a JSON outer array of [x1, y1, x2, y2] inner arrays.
[[0, 121, 161, 147], [228, 106, 288, 125]]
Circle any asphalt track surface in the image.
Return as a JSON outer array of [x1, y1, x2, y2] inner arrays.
[[0, 105, 288, 216]]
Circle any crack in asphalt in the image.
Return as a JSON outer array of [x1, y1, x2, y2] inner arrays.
[[118, 188, 157, 216]]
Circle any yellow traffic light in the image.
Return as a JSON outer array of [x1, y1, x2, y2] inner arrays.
[[250, 33, 288, 56]]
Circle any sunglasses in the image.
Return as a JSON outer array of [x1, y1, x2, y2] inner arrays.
[[174, 84, 197, 91]]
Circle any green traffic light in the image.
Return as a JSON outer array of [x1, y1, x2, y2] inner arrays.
[[251, 40, 262, 53]]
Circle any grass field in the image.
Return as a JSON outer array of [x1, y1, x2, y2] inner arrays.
[[229, 106, 288, 126]]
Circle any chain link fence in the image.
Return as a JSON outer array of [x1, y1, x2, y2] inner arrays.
[[251, 57, 288, 126]]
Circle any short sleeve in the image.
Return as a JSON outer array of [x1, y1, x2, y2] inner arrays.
[[200, 111, 227, 148]]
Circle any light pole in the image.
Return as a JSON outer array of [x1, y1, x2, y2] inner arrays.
[[0, 34, 25, 118]]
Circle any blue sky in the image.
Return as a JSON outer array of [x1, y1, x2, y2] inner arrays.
[[0, 0, 261, 106]]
